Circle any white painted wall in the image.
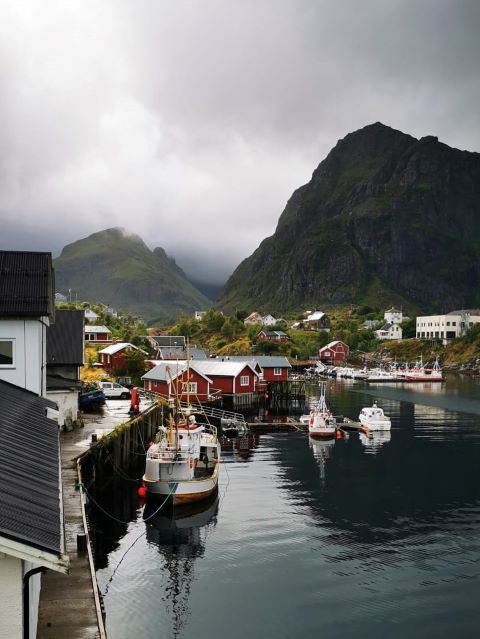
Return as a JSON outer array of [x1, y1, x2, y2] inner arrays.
[[46, 390, 79, 428], [0, 318, 49, 395], [384, 310, 403, 324], [0, 554, 23, 639]]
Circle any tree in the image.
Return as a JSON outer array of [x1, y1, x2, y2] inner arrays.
[[221, 316, 243, 341], [201, 308, 225, 331]]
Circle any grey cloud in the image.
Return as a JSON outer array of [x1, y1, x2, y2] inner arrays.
[[1, 0, 479, 285]]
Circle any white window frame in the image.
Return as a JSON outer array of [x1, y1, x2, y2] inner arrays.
[[240, 375, 249, 386], [273, 367, 282, 376], [0, 338, 15, 368], [182, 382, 198, 394]]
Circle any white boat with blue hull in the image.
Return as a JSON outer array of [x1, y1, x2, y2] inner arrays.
[[143, 413, 221, 505]]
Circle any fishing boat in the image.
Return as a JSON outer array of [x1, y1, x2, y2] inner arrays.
[[405, 357, 443, 382], [358, 402, 391, 431], [143, 364, 221, 504], [143, 410, 220, 504], [308, 381, 337, 438], [366, 367, 400, 382]]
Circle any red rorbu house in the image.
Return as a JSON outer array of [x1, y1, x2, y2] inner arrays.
[[225, 356, 291, 384], [142, 362, 213, 402], [84, 325, 112, 344], [319, 340, 349, 362], [192, 360, 258, 395], [98, 342, 146, 373]]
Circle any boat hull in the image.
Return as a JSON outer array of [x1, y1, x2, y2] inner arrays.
[[143, 462, 220, 505], [309, 428, 336, 438], [405, 375, 443, 382], [359, 418, 391, 432]]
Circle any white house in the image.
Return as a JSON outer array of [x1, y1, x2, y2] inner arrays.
[[262, 314, 277, 326], [384, 307, 403, 324], [0, 252, 56, 396], [244, 311, 264, 325], [84, 308, 100, 323], [416, 310, 480, 343], [375, 323, 403, 340], [305, 311, 329, 330]]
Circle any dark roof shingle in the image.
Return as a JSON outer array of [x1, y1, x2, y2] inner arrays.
[[47, 310, 84, 365], [0, 381, 62, 555], [0, 251, 55, 318]]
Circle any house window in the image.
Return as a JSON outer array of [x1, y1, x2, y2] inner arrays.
[[273, 367, 282, 376], [0, 339, 15, 367], [240, 376, 249, 386], [182, 382, 198, 394]]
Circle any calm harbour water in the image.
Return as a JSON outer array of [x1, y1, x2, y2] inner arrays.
[[93, 375, 480, 638]]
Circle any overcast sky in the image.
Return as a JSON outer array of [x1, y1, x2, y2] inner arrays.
[[1, 0, 479, 285]]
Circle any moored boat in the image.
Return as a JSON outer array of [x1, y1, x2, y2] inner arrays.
[[405, 357, 443, 382], [143, 410, 221, 505], [358, 402, 391, 431], [308, 381, 337, 438], [366, 367, 400, 382]]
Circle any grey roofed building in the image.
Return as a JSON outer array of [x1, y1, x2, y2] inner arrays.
[[47, 310, 84, 366], [189, 347, 208, 359], [223, 355, 292, 369], [0, 251, 55, 318], [47, 310, 84, 392], [158, 346, 187, 360], [0, 380, 67, 568], [151, 335, 186, 348]]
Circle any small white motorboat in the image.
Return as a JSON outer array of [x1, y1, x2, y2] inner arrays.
[[358, 402, 391, 431]]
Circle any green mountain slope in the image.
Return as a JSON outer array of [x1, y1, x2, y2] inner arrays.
[[218, 123, 480, 313], [54, 228, 209, 322]]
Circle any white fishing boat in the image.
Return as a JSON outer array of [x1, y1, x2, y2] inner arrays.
[[405, 357, 443, 382], [308, 381, 337, 438], [366, 367, 400, 382], [143, 410, 220, 504], [358, 402, 391, 431]]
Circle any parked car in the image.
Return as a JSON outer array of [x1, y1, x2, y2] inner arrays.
[[79, 389, 106, 411], [99, 381, 131, 399]]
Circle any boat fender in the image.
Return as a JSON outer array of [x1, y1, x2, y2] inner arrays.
[[189, 456, 193, 469]]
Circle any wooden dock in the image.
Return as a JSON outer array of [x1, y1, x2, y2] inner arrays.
[[37, 427, 106, 639], [247, 417, 366, 434]]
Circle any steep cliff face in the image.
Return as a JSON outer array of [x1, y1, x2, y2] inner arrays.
[[54, 228, 209, 322], [218, 123, 480, 313]]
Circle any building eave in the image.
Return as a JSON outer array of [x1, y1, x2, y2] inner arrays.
[[0, 535, 69, 574]]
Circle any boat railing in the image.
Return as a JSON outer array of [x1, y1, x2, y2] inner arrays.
[[147, 446, 190, 462]]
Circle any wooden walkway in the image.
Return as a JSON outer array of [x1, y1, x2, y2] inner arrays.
[[37, 426, 107, 639]]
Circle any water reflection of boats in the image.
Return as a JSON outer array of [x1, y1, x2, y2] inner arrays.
[[144, 494, 219, 548], [144, 495, 219, 637], [309, 436, 335, 482], [359, 430, 391, 453]]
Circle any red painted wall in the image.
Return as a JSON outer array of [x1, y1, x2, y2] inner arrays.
[[261, 367, 289, 382], [144, 370, 210, 400]]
